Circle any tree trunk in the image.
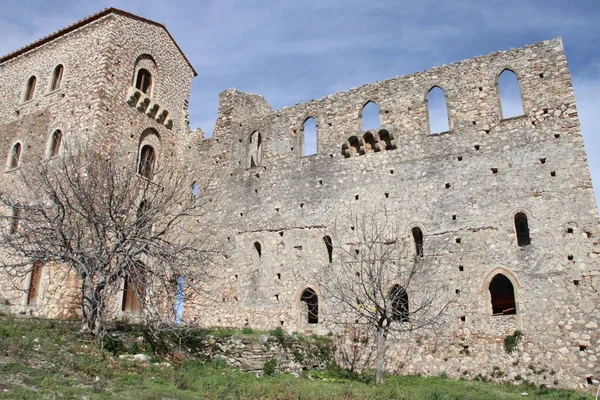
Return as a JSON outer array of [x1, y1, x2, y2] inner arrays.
[[375, 326, 386, 384], [81, 277, 107, 337]]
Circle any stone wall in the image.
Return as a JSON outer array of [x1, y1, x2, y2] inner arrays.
[[0, 10, 598, 390]]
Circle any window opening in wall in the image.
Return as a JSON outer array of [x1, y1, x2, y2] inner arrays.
[[300, 288, 319, 324], [489, 274, 516, 315], [497, 69, 524, 119], [378, 129, 395, 150], [9, 206, 20, 235], [191, 181, 200, 201], [361, 101, 380, 131], [248, 131, 262, 168], [27, 261, 43, 306], [412, 227, 424, 258], [122, 268, 144, 313], [514, 212, 530, 247], [389, 284, 409, 322], [24, 76, 36, 101], [9, 143, 22, 169], [363, 131, 378, 153], [50, 65, 63, 91], [135, 68, 152, 95], [427, 86, 450, 134], [323, 235, 333, 263], [253, 242, 262, 259], [138, 145, 156, 179], [302, 117, 317, 156], [48, 130, 62, 158], [348, 136, 360, 156], [174, 276, 184, 325]]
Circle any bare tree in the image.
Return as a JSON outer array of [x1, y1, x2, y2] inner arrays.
[[0, 143, 219, 339], [325, 213, 454, 383]]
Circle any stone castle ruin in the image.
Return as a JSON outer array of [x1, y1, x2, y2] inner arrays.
[[0, 8, 599, 390]]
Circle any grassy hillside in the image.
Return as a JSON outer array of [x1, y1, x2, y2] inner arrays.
[[0, 315, 593, 399]]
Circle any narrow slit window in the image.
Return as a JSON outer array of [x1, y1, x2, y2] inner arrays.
[[48, 130, 62, 158], [27, 261, 43, 306], [50, 65, 63, 91], [9, 143, 22, 169], [24, 76, 36, 101], [138, 145, 156, 178], [248, 131, 262, 168], [174, 276, 184, 325], [412, 227, 424, 258], [253, 241, 262, 259], [497, 69, 524, 119], [514, 212, 530, 247], [323, 235, 333, 263], [300, 288, 319, 324], [302, 117, 317, 156], [9, 206, 20, 235], [191, 181, 200, 201], [489, 274, 516, 315], [361, 101, 380, 131], [135, 68, 152, 95], [389, 284, 409, 322], [427, 86, 450, 134]]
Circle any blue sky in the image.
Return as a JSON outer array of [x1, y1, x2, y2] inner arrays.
[[1, 0, 599, 203]]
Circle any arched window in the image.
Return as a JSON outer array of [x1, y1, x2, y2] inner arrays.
[[24, 76, 36, 101], [301, 117, 317, 156], [300, 288, 319, 324], [138, 145, 156, 178], [412, 227, 424, 258], [363, 132, 378, 153], [348, 136, 360, 156], [174, 276, 185, 325], [135, 68, 152, 95], [389, 284, 409, 322], [9, 206, 20, 235], [378, 129, 395, 151], [253, 241, 262, 259], [48, 130, 62, 158], [489, 274, 516, 315], [361, 101, 380, 131], [427, 86, 450, 134], [497, 69, 524, 119], [248, 131, 262, 168], [27, 261, 43, 306], [514, 212, 530, 247], [50, 65, 63, 91], [323, 236, 333, 263], [9, 143, 22, 169]]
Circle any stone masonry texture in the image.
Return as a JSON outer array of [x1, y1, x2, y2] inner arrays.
[[0, 7, 598, 390]]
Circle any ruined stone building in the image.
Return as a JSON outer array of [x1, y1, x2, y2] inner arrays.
[[0, 7, 599, 389]]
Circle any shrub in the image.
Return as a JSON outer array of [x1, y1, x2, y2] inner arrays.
[[263, 358, 277, 376], [504, 330, 523, 354]]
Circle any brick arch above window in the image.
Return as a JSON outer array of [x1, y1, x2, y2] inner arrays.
[[137, 128, 161, 178], [132, 54, 158, 97]]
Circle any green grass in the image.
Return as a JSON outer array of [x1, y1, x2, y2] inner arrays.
[[0, 315, 593, 399]]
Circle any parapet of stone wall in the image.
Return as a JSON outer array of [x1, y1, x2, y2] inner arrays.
[[214, 89, 272, 134]]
